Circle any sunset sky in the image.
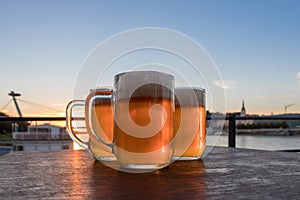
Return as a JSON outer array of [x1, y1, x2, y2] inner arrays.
[[1, 0, 300, 117]]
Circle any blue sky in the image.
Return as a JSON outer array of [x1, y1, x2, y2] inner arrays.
[[0, 0, 300, 116]]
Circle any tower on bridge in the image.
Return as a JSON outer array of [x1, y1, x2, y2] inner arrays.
[[8, 91, 22, 117]]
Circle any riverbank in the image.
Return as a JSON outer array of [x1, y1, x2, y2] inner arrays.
[[207, 134, 300, 151], [237, 128, 300, 136]]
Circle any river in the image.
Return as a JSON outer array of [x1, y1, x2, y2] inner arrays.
[[207, 134, 300, 151]]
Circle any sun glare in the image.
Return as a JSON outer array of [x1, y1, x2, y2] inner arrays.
[[73, 142, 84, 150]]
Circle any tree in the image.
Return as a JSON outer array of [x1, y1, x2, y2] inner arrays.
[[0, 112, 11, 134], [0, 112, 28, 134]]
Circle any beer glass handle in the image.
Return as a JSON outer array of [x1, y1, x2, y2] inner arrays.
[[66, 100, 88, 149], [88, 95, 114, 152]]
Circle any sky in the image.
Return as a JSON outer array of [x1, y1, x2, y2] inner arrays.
[[0, 0, 300, 117]]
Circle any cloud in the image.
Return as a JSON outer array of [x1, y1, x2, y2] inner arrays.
[[214, 80, 237, 90], [280, 95, 297, 99], [296, 72, 300, 86], [255, 96, 268, 101]]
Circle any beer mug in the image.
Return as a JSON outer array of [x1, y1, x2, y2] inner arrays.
[[90, 71, 175, 169], [173, 87, 206, 160], [66, 88, 116, 161]]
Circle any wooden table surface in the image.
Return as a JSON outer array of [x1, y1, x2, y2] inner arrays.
[[0, 147, 299, 199]]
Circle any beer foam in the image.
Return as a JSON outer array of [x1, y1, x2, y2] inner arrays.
[[86, 88, 112, 105], [114, 71, 175, 100], [90, 87, 112, 93], [175, 87, 205, 106]]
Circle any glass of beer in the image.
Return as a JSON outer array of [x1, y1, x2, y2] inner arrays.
[[66, 87, 115, 161], [173, 87, 206, 160], [90, 71, 175, 170]]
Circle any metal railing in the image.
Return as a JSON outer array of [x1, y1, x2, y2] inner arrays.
[[1, 115, 300, 150], [13, 132, 70, 141], [221, 114, 300, 150], [0, 117, 66, 121]]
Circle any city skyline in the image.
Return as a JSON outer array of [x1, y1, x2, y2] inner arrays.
[[1, 90, 298, 117], [1, 0, 300, 116]]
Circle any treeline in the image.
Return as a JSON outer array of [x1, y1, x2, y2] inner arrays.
[[237, 121, 289, 129], [0, 112, 27, 134]]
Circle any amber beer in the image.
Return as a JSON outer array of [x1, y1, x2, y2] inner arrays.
[[85, 88, 115, 160], [113, 71, 175, 169], [115, 97, 173, 153], [173, 88, 206, 160], [66, 88, 115, 161]]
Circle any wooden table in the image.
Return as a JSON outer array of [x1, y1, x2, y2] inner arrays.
[[0, 147, 299, 199]]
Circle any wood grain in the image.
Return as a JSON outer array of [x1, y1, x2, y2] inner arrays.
[[0, 147, 299, 199]]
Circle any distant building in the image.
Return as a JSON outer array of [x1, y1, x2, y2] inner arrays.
[[236, 99, 254, 127], [240, 99, 246, 116], [12, 123, 72, 151], [206, 111, 227, 135]]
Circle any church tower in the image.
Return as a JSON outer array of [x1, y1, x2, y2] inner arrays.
[[241, 99, 246, 116]]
